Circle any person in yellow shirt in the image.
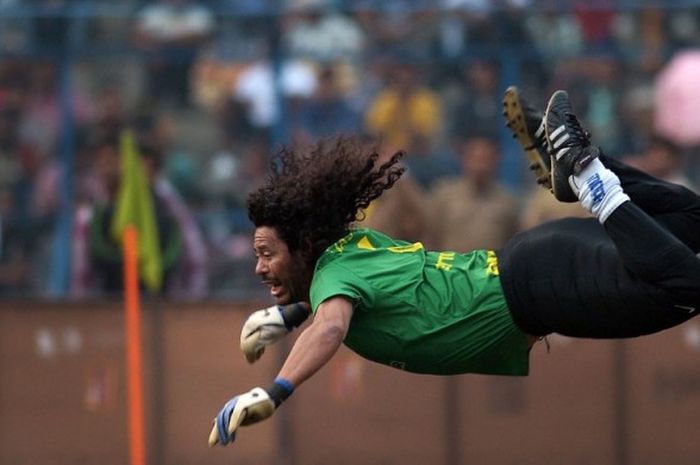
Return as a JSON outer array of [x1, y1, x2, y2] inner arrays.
[[365, 62, 442, 150]]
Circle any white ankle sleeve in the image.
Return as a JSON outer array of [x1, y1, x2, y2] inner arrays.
[[569, 159, 630, 223]]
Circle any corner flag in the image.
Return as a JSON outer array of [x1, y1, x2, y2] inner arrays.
[[111, 130, 163, 292]]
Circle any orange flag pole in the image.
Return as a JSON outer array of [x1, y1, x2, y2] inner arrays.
[[124, 225, 147, 465]]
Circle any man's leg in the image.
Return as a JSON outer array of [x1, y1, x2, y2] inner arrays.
[[600, 155, 700, 252], [545, 90, 700, 309]]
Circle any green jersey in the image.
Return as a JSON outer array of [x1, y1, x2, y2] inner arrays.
[[310, 228, 529, 376]]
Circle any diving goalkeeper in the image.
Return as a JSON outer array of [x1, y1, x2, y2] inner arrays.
[[209, 88, 700, 446]]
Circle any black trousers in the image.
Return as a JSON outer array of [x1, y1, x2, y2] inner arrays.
[[498, 155, 700, 338]]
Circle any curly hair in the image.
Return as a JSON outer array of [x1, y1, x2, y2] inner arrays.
[[247, 136, 405, 265]]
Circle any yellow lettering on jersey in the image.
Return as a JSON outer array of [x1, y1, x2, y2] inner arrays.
[[435, 252, 455, 271], [486, 250, 499, 276], [333, 233, 353, 253], [357, 236, 375, 250], [387, 242, 424, 253]]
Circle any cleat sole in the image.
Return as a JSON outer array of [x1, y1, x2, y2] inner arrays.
[[503, 86, 552, 190]]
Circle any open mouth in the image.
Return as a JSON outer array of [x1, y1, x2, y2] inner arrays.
[[262, 279, 283, 298]]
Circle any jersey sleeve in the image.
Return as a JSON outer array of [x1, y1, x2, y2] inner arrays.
[[309, 262, 375, 313]]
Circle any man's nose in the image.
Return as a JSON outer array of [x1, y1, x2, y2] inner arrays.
[[255, 259, 268, 275]]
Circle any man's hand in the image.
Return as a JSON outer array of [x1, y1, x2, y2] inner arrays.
[[208, 387, 275, 447], [240, 306, 289, 363], [240, 303, 311, 363]]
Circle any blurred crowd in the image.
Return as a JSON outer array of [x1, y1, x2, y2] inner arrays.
[[0, 0, 698, 299]]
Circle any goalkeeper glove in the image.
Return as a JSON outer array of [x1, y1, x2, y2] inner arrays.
[[240, 302, 310, 363], [208, 379, 294, 447]]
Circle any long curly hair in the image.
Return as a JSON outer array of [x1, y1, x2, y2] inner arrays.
[[247, 136, 405, 265]]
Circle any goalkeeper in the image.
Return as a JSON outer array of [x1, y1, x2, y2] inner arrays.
[[209, 88, 700, 447]]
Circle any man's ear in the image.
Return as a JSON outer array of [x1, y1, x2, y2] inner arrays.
[[295, 238, 316, 268]]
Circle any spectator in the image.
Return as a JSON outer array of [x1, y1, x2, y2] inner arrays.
[[429, 135, 518, 251], [573, 2, 616, 48], [353, 0, 437, 58], [282, 0, 365, 62], [294, 65, 359, 143], [637, 7, 666, 74], [227, 58, 318, 146], [365, 60, 443, 151], [133, 0, 215, 108], [364, 58, 454, 189], [582, 57, 623, 154], [617, 81, 655, 157], [0, 103, 59, 294], [449, 60, 501, 141], [623, 134, 696, 192], [91, 83, 129, 138], [525, 9, 583, 55], [401, 134, 460, 190]]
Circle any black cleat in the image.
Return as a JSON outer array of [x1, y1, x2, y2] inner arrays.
[[503, 86, 551, 190], [544, 90, 600, 203]]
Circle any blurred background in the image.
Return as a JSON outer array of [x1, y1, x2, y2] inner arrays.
[[1, 1, 700, 464]]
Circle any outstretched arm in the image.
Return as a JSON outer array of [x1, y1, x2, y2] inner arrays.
[[276, 296, 353, 387], [209, 296, 353, 446]]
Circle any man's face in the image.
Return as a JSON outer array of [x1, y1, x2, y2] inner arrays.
[[462, 138, 499, 183], [253, 226, 309, 305], [94, 145, 121, 196]]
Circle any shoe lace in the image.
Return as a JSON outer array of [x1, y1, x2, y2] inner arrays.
[[558, 113, 591, 148]]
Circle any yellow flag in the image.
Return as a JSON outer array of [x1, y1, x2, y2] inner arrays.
[[111, 130, 163, 292]]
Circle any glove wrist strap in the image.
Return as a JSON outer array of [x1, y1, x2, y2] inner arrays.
[[279, 303, 310, 330], [266, 378, 295, 407]]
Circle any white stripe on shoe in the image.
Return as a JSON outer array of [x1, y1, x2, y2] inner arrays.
[[549, 124, 567, 140], [553, 133, 570, 149], [555, 147, 570, 159]]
